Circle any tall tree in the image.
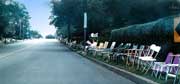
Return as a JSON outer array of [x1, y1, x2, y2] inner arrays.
[[0, 0, 30, 40]]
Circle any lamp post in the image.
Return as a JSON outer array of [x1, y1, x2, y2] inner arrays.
[[83, 0, 87, 51]]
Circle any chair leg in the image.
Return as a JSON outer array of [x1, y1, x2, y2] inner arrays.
[[173, 68, 180, 84], [132, 57, 135, 68], [174, 77, 177, 84], [145, 61, 153, 74], [137, 59, 140, 70], [126, 56, 129, 66], [165, 67, 170, 82], [151, 64, 157, 77]]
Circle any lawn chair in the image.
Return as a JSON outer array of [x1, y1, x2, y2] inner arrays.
[[165, 54, 180, 84], [125, 44, 139, 66], [136, 45, 150, 69], [109, 43, 124, 62], [151, 52, 173, 78], [92, 41, 109, 56], [139, 44, 161, 74], [103, 41, 109, 49], [87, 42, 98, 55], [93, 42, 104, 56], [134, 45, 145, 63], [100, 42, 116, 60], [111, 43, 132, 63]]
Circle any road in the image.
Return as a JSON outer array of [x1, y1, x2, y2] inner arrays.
[[0, 39, 135, 84]]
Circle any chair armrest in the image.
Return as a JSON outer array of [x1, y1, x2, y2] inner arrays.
[[166, 64, 179, 67], [169, 55, 180, 57]]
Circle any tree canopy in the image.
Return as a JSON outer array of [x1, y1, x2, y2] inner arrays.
[[0, 0, 31, 39], [50, 0, 180, 41]]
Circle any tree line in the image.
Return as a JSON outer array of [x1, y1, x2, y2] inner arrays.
[[50, 0, 180, 42], [0, 0, 31, 40]]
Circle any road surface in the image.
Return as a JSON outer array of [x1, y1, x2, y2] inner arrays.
[[0, 39, 135, 84]]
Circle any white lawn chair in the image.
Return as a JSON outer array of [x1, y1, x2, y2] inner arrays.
[[136, 45, 150, 69], [87, 42, 98, 54], [93, 42, 104, 55], [139, 44, 161, 74], [103, 41, 109, 49], [125, 44, 139, 66], [92, 41, 109, 56], [100, 42, 116, 60], [101, 42, 116, 54], [134, 45, 145, 63]]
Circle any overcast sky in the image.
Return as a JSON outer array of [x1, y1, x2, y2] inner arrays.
[[15, 0, 56, 37]]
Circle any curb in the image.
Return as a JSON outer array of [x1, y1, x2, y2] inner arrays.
[[81, 54, 159, 84]]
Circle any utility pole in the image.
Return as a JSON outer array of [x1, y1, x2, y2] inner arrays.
[[83, 0, 87, 51], [19, 19, 22, 39]]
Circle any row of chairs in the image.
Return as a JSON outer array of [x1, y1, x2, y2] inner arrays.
[[87, 41, 180, 83], [61, 39, 180, 84]]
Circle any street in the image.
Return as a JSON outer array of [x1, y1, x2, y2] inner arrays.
[[0, 39, 135, 84]]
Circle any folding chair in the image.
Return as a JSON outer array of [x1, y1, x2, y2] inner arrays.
[[109, 43, 124, 62], [100, 42, 116, 60], [93, 42, 104, 56], [151, 52, 173, 78], [136, 45, 150, 69], [112, 43, 132, 63], [92, 41, 109, 56], [165, 54, 180, 84], [138, 44, 161, 74], [125, 44, 138, 66], [87, 42, 98, 55]]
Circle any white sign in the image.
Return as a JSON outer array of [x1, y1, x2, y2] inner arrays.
[[84, 12, 87, 29]]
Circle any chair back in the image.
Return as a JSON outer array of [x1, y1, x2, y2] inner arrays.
[[165, 52, 173, 64], [98, 43, 104, 49], [139, 45, 145, 50], [73, 41, 77, 44], [132, 45, 138, 49], [91, 42, 97, 48], [118, 43, 124, 48], [110, 42, 116, 49], [149, 44, 161, 58], [124, 43, 131, 49], [171, 54, 180, 74], [137, 45, 145, 56], [173, 55, 180, 64], [103, 41, 109, 48], [142, 45, 150, 56]]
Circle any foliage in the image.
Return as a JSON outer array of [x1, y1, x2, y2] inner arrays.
[[50, 0, 180, 41], [0, 0, 30, 39], [110, 15, 175, 45], [29, 30, 42, 39], [45, 34, 55, 39]]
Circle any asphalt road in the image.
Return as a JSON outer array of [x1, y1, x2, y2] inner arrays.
[[0, 39, 135, 84]]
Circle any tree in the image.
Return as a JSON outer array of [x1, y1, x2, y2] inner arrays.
[[0, 0, 30, 40], [50, 0, 180, 42], [29, 30, 42, 39]]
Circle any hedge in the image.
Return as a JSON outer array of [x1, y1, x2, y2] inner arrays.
[[110, 15, 180, 61]]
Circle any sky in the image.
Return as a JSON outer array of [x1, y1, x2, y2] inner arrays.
[[15, 0, 56, 37]]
